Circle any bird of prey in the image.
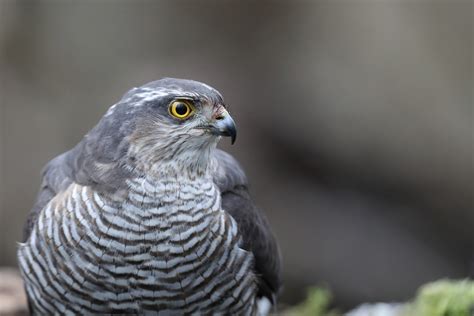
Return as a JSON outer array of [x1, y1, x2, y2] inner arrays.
[[18, 78, 281, 315]]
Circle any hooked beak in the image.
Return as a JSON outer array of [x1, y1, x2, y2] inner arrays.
[[210, 108, 237, 144]]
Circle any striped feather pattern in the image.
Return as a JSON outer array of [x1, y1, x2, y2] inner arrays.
[[18, 173, 258, 315]]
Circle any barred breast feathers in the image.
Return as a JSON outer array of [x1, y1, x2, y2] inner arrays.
[[18, 165, 258, 314]]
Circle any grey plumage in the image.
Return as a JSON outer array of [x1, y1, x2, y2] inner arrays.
[[19, 78, 281, 315]]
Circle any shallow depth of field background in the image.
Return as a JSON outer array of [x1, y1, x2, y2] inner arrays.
[[0, 0, 472, 310]]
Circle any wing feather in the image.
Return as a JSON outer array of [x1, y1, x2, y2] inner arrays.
[[22, 152, 73, 242], [213, 149, 282, 302]]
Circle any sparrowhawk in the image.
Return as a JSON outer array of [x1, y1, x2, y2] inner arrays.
[[18, 78, 282, 315]]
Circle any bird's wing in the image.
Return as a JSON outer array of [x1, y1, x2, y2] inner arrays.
[[213, 149, 282, 302], [23, 117, 136, 242], [22, 152, 74, 242]]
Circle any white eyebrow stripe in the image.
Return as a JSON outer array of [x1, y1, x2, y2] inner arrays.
[[130, 89, 200, 106], [105, 88, 201, 116], [104, 103, 119, 117]]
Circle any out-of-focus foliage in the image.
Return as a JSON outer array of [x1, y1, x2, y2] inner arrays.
[[290, 280, 474, 316], [283, 287, 339, 316], [403, 279, 474, 316]]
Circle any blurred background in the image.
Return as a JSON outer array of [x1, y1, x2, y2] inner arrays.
[[0, 0, 472, 312]]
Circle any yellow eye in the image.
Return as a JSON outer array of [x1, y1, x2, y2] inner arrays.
[[169, 100, 194, 119]]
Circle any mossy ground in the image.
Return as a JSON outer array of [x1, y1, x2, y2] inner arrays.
[[402, 279, 474, 316], [284, 279, 474, 316]]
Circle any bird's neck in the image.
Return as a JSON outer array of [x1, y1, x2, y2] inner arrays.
[[126, 130, 221, 180], [149, 158, 217, 181], [131, 146, 219, 181]]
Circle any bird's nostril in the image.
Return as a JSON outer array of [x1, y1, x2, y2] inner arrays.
[[215, 115, 225, 120]]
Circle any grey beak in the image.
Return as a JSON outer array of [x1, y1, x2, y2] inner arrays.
[[213, 112, 237, 144]]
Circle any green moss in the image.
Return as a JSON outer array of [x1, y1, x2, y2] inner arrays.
[[283, 287, 340, 316], [403, 279, 474, 316], [285, 279, 473, 316]]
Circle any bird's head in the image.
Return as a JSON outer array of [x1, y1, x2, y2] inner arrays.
[[93, 78, 236, 175]]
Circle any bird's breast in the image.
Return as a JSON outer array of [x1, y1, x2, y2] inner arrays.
[[19, 175, 257, 314]]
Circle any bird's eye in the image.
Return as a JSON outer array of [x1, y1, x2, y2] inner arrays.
[[169, 100, 194, 120]]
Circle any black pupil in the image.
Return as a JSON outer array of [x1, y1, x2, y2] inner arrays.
[[175, 103, 188, 116]]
